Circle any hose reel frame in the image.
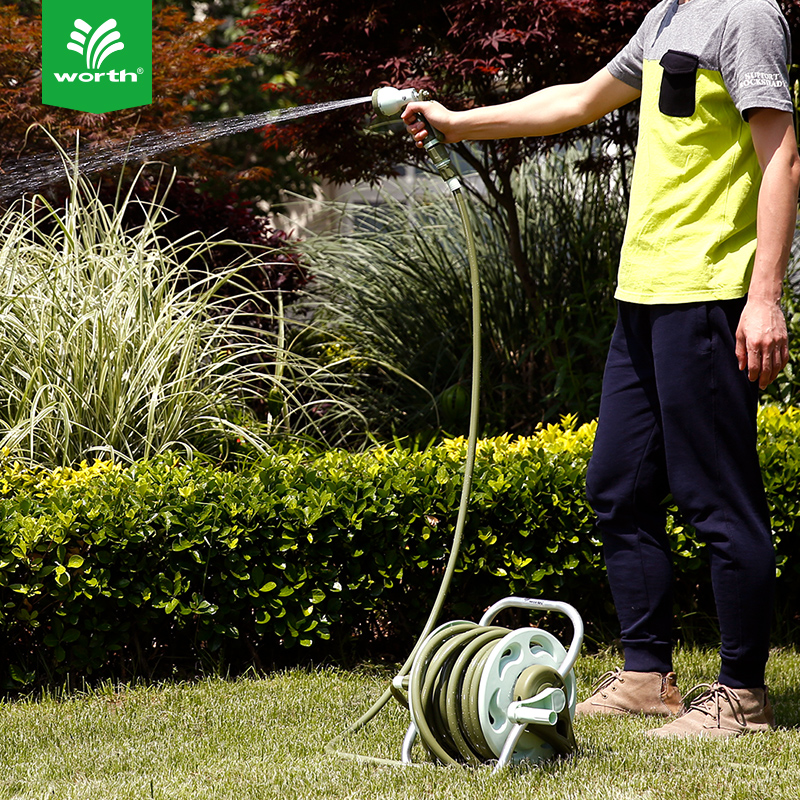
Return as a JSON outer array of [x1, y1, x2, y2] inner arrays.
[[398, 597, 584, 771]]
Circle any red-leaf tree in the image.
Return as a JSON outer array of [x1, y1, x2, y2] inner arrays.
[[235, 0, 800, 302], [0, 4, 246, 190], [234, 0, 653, 299]]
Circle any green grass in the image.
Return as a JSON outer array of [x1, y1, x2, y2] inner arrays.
[[1, 647, 799, 799]]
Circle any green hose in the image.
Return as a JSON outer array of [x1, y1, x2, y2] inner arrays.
[[323, 120, 582, 767], [324, 182, 483, 766], [406, 622, 576, 766], [409, 622, 508, 766], [323, 128, 582, 764]]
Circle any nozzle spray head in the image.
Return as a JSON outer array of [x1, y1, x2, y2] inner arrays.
[[371, 85, 461, 192], [371, 86, 429, 118]]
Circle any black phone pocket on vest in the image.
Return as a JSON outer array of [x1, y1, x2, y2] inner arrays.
[[659, 50, 699, 117]]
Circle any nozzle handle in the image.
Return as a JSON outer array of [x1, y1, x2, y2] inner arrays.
[[404, 90, 445, 145], [408, 111, 443, 145], [412, 112, 459, 187]]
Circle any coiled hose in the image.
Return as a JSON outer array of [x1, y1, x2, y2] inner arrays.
[[407, 621, 576, 767]]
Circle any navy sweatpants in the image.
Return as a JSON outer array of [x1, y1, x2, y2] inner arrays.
[[586, 300, 775, 689]]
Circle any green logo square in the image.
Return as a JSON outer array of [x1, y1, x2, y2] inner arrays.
[[42, 0, 152, 113]]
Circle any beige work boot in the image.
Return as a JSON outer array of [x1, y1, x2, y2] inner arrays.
[[575, 668, 682, 717], [647, 682, 775, 738]]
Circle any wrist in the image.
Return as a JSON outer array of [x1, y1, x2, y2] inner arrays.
[[746, 291, 783, 306], [747, 276, 784, 305]]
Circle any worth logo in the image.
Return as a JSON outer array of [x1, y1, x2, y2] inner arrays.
[[67, 18, 125, 71], [42, 0, 152, 114]]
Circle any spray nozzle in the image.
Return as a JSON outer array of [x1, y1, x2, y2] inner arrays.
[[371, 86, 460, 191], [371, 86, 429, 118]]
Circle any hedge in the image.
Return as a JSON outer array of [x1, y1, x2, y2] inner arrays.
[[0, 406, 799, 689]]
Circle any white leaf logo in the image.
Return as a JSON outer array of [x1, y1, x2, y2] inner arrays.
[[66, 18, 125, 70]]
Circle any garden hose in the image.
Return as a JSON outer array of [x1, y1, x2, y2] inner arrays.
[[324, 135, 481, 768], [325, 89, 582, 771]]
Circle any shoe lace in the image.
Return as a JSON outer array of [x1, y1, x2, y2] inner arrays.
[[590, 668, 624, 696], [683, 683, 745, 727]]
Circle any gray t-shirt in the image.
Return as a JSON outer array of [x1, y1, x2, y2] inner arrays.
[[608, 0, 792, 118]]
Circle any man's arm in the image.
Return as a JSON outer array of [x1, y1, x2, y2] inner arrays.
[[401, 68, 641, 145], [736, 108, 800, 389]]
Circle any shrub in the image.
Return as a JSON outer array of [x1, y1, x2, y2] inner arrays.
[[99, 175, 310, 317], [764, 279, 800, 408], [301, 152, 624, 438], [0, 163, 372, 466], [0, 406, 798, 689]]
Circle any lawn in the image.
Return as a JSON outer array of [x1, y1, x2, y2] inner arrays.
[[1, 646, 798, 800]]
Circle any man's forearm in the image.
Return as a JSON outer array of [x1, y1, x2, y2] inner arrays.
[[402, 68, 640, 145], [447, 77, 630, 140], [749, 141, 800, 301], [736, 108, 800, 388]]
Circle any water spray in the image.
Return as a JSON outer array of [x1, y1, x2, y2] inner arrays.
[[0, 96, 372, 202], [326, 88, 584, 771]]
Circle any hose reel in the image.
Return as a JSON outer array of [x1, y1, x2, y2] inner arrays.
[[394, 597, 583, 771]]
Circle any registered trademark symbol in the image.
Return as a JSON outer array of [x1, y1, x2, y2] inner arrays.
[[138, 67, 144, 74]]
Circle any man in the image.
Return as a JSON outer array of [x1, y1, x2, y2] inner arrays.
[[402, 0, 800, 737]]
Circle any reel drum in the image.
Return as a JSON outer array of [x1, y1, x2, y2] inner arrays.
[[477, 627, 576, 764]]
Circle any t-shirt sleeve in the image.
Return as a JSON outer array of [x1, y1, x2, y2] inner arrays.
[[606, 19, 646, 91], [720, 0, 793, 117]]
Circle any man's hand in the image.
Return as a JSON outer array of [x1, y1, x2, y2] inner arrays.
[[402, 100, 457, 147], [735, 296, 789, 389]]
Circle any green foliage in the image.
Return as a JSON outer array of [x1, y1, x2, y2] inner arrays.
[[0, 174, 254, 464], [764, 270, 800, 408], [302, 153, 623, 435], [758, 406, 800, 594], [0, 406, 798, 689]]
